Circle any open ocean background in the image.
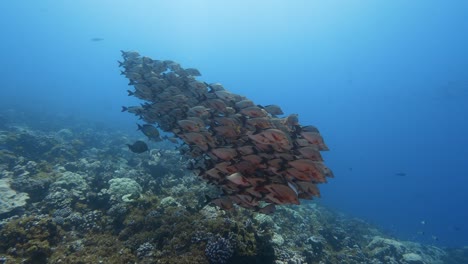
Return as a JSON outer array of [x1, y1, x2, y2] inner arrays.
[[1, 0, 467, 248]]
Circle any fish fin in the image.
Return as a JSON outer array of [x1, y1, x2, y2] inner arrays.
[[204, 82, 213, 92]]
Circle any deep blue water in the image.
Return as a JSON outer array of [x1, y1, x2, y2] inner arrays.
[[1, 0, 467, 247]]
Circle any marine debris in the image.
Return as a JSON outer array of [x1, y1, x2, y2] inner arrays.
[[119, 51, 333, 212]]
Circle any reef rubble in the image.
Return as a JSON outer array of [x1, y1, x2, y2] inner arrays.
[[0, 116, 465, 263]]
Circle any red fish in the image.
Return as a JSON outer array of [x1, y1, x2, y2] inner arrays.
[[226, 172, 251, 187], [264, 184, 299, 205], [211, 147, 239, 161], [300, 132, 329, 151], [288, 159, 328, 182], [297, 146, 323, 161], [240, 106, 268, 118]]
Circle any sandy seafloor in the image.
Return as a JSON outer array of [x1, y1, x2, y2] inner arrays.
[[0, 110, 466, 264]]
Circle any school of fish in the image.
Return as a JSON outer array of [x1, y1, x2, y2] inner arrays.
[[120, 51, 333, 214]]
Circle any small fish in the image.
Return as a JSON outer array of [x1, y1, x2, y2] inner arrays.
[[262, 104, 284, 116], [395, 172, 407, 177], [121, 50, 140, 59], [300, 131, 328, 151], [226, 172, 251, 187], [257, 204, 276, 215], [210, 147, 239, 161], [211, 196, 234, 211], [127, 140, 149, 153], [264, 184, 300, 205], [122, 106, 144, 116], [297, 146, 323, 161], [178, 119, 204, 132], [184, 68, 201, 76], [240, 106, 267, 118], [90, 37, 104, 42], [235, 100, 255, 109], [137, 124, 162, 141]]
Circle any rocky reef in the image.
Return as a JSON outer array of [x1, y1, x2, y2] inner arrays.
[[0, 114, 466, 263]]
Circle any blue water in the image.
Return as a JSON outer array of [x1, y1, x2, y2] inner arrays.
[[1, 0, 467, 247]]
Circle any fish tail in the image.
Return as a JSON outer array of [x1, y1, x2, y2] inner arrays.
[[121, 106, 128, 112], [127, 90, 134, 96]]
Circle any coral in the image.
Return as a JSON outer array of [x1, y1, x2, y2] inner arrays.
[[44, 171, 89, 209], [0, 215, 63, 263], [11, 160, 55, 202], [403, 252, 424, 264], [205, 236, 235, 264], [49, 233, 137, 264], [136, 242, 155, 258], [0, 178, 29, 216], [107, 177, 142, 203], [56, 128, 73, 141]]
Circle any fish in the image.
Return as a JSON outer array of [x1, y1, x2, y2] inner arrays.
[[297, 146, 323, 161], [240, 106, 268, 118], [127, 140, 149, 153], [262, 104, 284, 116], [122, 106, 144, 115], [226, 172, 251, 187], [264, 184, 300, 205], [187, 105, 211, 117], [137, 124, 162, 141], [119, 52, 332, 212], [395, 172, 407, 177], [178, 119, 204, 132], [208, 196, 234, 210], [235, 100, 255, 109], [90, 37, 104, 42], [184, 68, 201, 76], [300, 131, 329, 151], [210, 147, 239, 161], [257, 204, 276, 215]]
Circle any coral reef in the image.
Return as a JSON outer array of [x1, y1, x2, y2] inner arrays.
[[0, 178, 29, 216], [107, 177, 142, 203], [0, 115, 465, 263]]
